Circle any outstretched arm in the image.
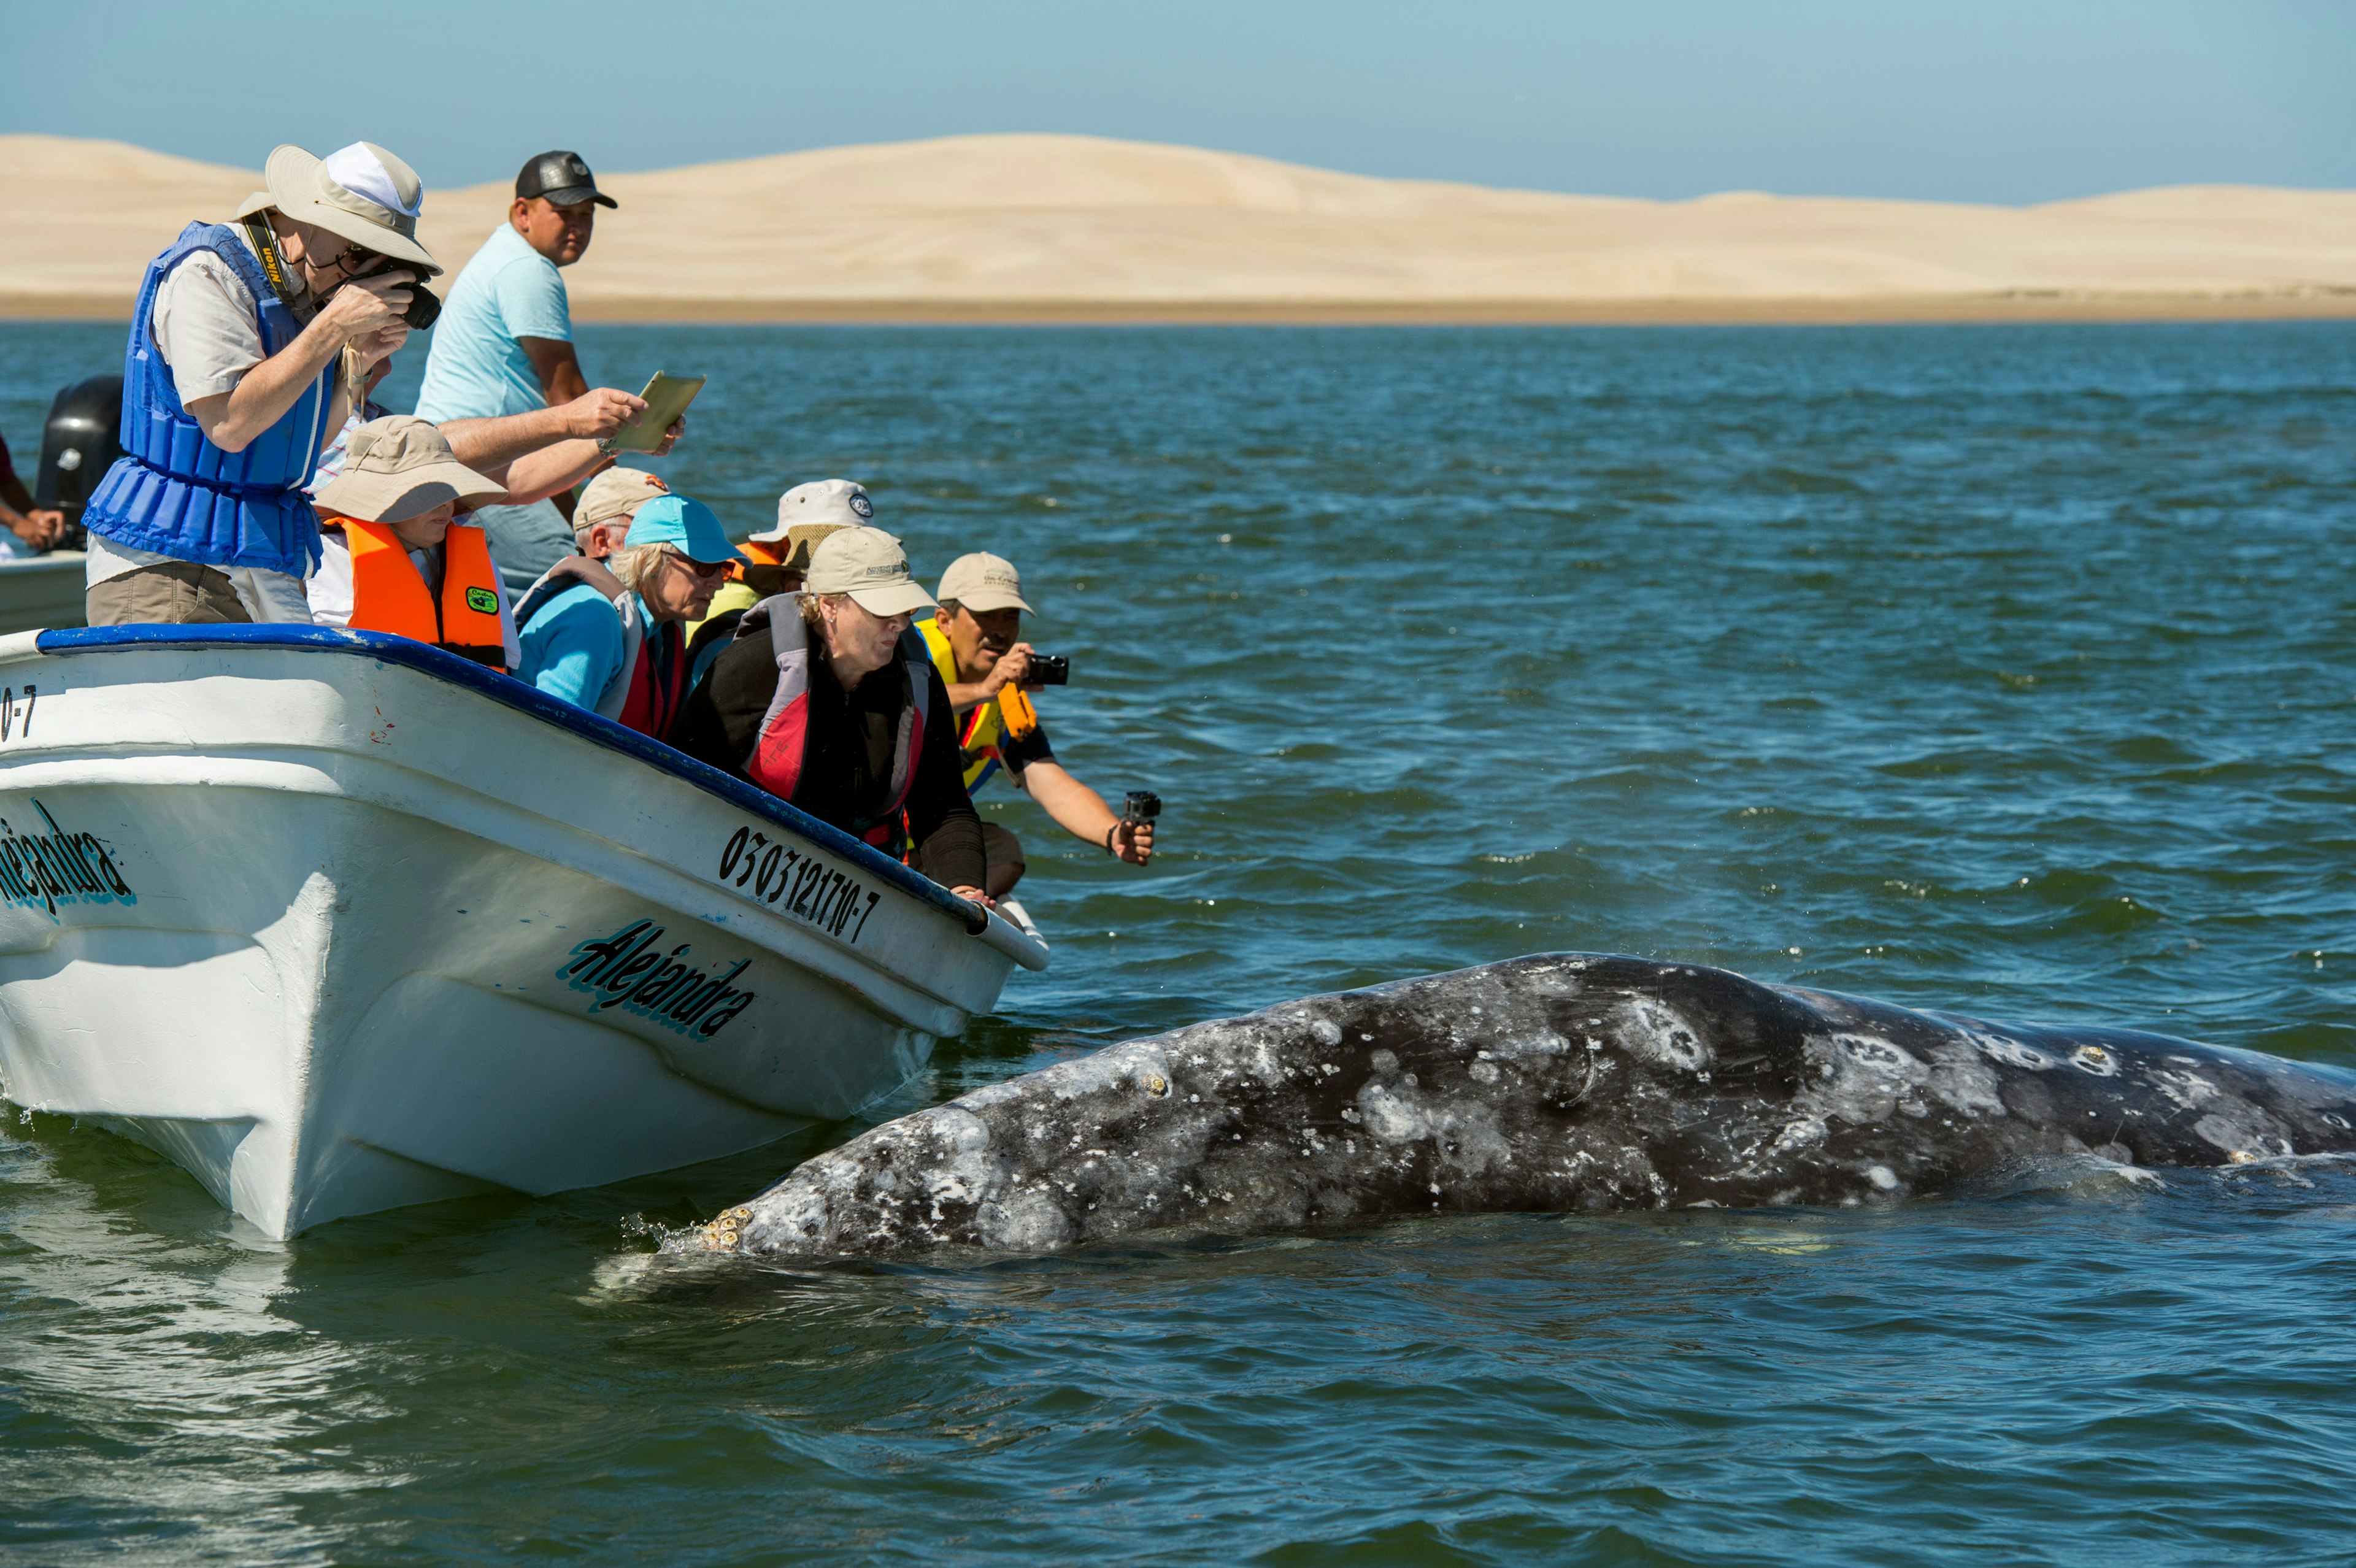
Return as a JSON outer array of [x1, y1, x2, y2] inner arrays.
[[1017, 760, 1153, 864], [439, 385, 642, 471]]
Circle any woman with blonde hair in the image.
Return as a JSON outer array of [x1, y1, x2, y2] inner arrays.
[[514, 493, 734, 740], [671, 527, 990, 907]]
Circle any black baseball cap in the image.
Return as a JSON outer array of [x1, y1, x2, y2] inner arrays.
[[515, 150, 617, 209]]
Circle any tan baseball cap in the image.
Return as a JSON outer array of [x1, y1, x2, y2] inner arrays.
[[575, 466, 670, 533], [804, 527, 936, 617], [313, 416, 504, 523], [936, 551, 1037, 616], [236, 142, 440, 275]]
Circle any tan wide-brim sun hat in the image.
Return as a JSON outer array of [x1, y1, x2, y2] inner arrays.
[[804, 526, 937, 618], [936, 551, 1037, 616], [235, 141, 440, 275], [314, 417, 504, 524]]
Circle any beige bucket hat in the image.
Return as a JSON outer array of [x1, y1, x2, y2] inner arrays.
[[936, 551, 1037, 616], [574, 466, 671, 533], [313, 417, 504, 523], [804, 526, 936, 617], [236, 142, 440, 275]]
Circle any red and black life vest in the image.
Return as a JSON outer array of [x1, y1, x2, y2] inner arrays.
[[737, 596, 933, 852]]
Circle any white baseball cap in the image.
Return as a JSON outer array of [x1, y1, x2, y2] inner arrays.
[[936, 551, 1037, 616], [750, 478, 873, 542], [803, 526, 936, 617]]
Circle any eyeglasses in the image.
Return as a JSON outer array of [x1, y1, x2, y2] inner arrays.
[[314, 239, 383, 283]]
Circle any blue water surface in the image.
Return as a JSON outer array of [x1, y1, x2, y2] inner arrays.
[[3, 320, 2355, 1565]]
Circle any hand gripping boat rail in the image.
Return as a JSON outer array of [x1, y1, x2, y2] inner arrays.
[[0, 625, 1047, 1239]]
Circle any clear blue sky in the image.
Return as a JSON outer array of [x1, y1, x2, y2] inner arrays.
[[8, 1, 2352, 202]]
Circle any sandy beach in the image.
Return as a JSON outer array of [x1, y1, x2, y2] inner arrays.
[[3, 131, 2352, 324]]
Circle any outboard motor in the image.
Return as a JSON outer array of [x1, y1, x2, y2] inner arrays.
[[34, 375, 124, 551]]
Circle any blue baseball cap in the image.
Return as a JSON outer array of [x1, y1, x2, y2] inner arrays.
[[621, 494, 734, 564]]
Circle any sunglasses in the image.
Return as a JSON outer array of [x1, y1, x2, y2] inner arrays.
[[666, 550, 734, 581]]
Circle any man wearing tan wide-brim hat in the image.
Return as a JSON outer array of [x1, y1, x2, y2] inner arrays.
[[82, 141, 437, 628], [306, 417, 521, 670]]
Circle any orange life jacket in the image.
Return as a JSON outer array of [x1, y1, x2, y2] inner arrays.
[[340, 517, 507, 668]]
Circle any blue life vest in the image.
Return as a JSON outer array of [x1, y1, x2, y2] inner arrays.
[[80, 222, 336, 577]]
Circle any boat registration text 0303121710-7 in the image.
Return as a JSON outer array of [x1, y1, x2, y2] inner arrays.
[[715, 826, 884, 945]]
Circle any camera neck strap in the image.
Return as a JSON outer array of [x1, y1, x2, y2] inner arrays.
[[239, 216, 311, 315]]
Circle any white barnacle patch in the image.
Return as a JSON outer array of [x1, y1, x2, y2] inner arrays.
[[1801, 1033, 1931, 1127], [1615, 997, 1711, 1073], [2193, 1110, 2291, 1163], [1834, 1034, 1917, 1077], [1357, 1082, 1429, 1143], [1920, 1041, 2006, 1118], [1968, 1031, 2057, 1072], [1311, 1019, 1343, 1047], [1469, 1061, 1501, 1085], [975, 1189, 1074, 1252], [1866, 1164, 1899, 1191], [2154, 1070, 2218, 1111], [2068, 1044, 2119, 1078]]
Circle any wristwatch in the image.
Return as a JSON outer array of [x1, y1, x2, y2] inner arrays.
[[595, 435, 620, 458]]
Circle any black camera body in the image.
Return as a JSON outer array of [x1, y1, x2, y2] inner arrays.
[[350, 255, 442, 331], [1022, 654, 1070, 687], [1122, 790, 1161, 825]]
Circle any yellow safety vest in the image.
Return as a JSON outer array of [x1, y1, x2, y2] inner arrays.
[[920, 616, 1039, 793]]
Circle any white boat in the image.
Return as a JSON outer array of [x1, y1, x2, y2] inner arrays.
[[0, 550, 88, 636], [0, 623, 1047, 1238]]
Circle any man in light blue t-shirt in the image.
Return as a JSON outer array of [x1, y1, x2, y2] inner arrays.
[[417, 151, 680, 593]]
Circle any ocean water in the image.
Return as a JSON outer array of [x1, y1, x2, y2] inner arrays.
[[3, 320, 2355, 1564]]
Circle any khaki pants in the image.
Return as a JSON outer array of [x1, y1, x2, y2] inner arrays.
[[86, 561, 251, 625]]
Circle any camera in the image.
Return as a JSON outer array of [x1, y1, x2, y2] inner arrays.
[[1122, 790, 1161, 825], [350, 255, 442, 332], [1021, 654, 1069, 687]]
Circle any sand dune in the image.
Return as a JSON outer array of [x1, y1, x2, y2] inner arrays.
[[4, 131, 2352, 322]]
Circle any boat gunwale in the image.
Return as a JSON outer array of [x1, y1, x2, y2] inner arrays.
[[25, 623, 1018, 950]]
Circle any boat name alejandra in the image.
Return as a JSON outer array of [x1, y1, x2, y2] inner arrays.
[[0, 798, 136, 920], [560, 918, 758, 1039], [715, 825, 884, 944]]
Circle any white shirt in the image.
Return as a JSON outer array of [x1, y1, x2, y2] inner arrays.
[[152, 243, 268, 404], [307, 528, 523, 671]]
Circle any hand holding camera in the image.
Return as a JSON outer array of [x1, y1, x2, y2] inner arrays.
[[343, 255, 444, 332], [1107, 790, 1159, 864]]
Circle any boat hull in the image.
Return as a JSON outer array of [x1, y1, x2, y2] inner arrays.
[[0, 552, 88, 637], [0, 626, 1044, 1237]]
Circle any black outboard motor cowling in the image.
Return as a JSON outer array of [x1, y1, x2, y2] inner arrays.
[[34, 375, 124, 549]]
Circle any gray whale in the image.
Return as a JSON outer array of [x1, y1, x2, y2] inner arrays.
[[688, 954, 2356, 1258]]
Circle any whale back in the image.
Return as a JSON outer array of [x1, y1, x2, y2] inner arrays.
[[714, 954, 2356, 1258]]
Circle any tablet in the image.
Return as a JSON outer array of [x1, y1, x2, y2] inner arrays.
[[610, 372, 706, 453]]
